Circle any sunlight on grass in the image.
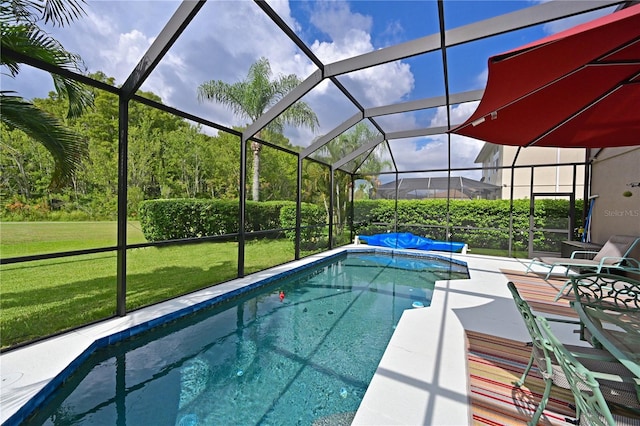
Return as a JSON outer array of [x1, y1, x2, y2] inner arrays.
[[0, 221, 146, 258], [1, 253, 118, 346]]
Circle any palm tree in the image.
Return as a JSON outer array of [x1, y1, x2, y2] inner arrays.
[[314, 122, 390, 235], [197, 57, 318, 201], [1, 0, 93, 189]]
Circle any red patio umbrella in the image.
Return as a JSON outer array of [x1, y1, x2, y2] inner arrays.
[[451, 5, 640, 148]]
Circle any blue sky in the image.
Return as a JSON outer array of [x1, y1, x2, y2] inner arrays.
[[4, 0, 613, 178]]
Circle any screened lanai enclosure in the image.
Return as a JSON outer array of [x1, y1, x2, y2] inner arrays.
[[2, 0, 636, 348]]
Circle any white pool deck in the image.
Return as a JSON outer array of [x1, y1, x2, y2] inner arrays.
[[1, 246, 581, 425]]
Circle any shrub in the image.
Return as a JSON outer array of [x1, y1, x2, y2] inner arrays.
[[138, 199, 300, 242], [353, 198, 582, 251], [280, 203, 327, 250]]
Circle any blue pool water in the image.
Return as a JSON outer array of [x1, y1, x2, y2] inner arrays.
[[25, 252, 468, 425]]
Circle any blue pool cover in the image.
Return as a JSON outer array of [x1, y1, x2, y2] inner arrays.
[[358, 232, 466, 253]]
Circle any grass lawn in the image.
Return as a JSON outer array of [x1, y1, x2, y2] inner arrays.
[[0, 221, 147, 258], [1, 222, 296, 348]]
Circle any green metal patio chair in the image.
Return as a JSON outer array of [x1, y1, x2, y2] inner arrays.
[[538, 316, 640, 426], [525, 235, 640, 281], [507, 282, 640, 425]]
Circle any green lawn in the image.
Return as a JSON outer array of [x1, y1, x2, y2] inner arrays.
[[1, 222, 296, 348], [0, 221, 147, 258]]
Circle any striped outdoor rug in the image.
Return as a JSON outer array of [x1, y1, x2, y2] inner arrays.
[[500, 269, 577, 318], [467, 330, 576, 425]]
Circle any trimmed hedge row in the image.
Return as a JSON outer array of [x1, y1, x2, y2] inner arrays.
[[139, 199, 327, 245], [139, 198, 582, 252], [280, 204, 328, 250], [352, 198, 583, 251]]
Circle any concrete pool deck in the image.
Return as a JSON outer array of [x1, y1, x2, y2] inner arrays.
[[1, 246, 581, 425], [352, 250, 583, 425]]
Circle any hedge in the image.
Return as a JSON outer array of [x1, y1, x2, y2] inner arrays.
[[139, 198, 582, 252], [352, 198, 583, 251], [139, 199, 328, 248], [280, 204, 328, 250]]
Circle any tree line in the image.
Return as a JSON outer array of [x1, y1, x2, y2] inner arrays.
[[1, 72, 294, 218], [1, 71, 386, 222], [1, 1, 386, 224]]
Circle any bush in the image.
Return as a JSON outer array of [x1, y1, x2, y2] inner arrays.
[[353, 198, 582, 251], [280, 203, 328, 250], [138, 199, 299, 242], [1, 196, 96, 221]]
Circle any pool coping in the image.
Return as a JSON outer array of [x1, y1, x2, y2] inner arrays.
[[1, 246, 580, 425]]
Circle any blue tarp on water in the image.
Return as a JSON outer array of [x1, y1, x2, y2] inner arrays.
[[358, 232, 466, 253]]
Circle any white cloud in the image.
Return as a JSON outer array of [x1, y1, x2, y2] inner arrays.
[[380, 100, 484, 175], [267, 0, 302, 34], [15, 0, 413, 155], [424, 101, 479, 129], [347, 61, 414, 106], [381, 20, 404, 44], [475, 68, 489, 89], [103, 29, 153, 81], [388, 133, 484, 179], [309, 1, 372, 43], [375, 112, 420, 133], [307, 2, 414, 108], [81, 6, 113, 37], [311, 29, 373, 63], [450, 101, 480, 127]]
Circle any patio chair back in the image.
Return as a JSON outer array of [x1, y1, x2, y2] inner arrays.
[[507, 282, 553, 377], [507, 282, 559, 425], [538, 317, 640, 426], [592, 235, 640, 265]]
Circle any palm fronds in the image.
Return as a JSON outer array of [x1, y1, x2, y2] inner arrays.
[[1, 0, 86, 27], [1, 7, 93, 118], [1, 91, 88, 189], [0, 0, 92, 188]]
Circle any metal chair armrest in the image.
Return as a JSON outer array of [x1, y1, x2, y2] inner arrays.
[[597, 256, 626, 267], [570, 351, 618, 362], [545, 317, 581, 325], [569, 250, 598, 259], [590, 370, 640, 386]]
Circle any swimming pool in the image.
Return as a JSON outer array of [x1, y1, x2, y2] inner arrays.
[[21, 251, 468, 425]]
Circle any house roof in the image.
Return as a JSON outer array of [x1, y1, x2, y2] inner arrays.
[[376, 176, 501, 199]]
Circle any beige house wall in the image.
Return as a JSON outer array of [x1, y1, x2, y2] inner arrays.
[[589, 147, 640, 256], [476, 144, 586, 199]]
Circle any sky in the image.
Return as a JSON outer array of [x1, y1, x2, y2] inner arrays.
[[5, 0, 614, 180]]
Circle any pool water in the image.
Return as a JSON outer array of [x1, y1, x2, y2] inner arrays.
[[26, 253, 468, 425]]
